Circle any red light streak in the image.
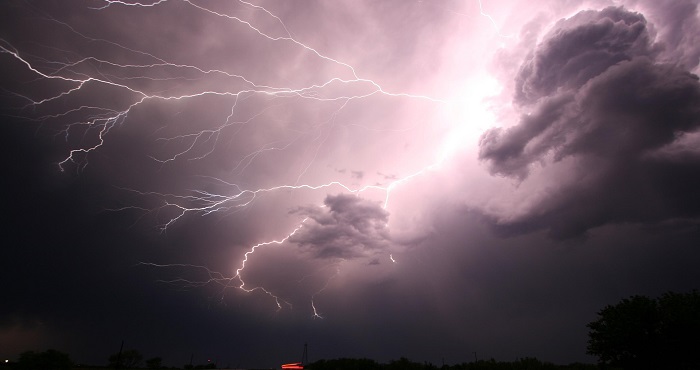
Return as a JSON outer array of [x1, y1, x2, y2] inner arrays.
[[281, 362, 304, 370]]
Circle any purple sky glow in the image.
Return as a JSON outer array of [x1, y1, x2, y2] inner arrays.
[[2, 0, 700, 368]]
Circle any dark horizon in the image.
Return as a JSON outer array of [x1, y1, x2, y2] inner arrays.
[[4, 348, 602, 369]]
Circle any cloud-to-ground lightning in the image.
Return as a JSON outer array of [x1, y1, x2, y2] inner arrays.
[[1, 0, 506, 317]]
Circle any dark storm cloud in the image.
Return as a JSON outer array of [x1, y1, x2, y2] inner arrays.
[[289, 194, 391, 260], [632, 0, 700, 69], [514, 6, 654, 105], [479, 5, 700, 238]]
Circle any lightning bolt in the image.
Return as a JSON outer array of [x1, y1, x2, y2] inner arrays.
[[1, 0, 503, 316], [310, 265, 342, 320]]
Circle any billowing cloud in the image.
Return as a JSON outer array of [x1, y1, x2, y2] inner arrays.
[[631, 0, 700, 70], [514, 6, 654, 105], [289, 194, 391, 260], [478, 5, 700, 238]]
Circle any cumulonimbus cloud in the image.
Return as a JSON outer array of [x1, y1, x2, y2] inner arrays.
[[478, 5, 700, 238], [289, 194, 392, 260]]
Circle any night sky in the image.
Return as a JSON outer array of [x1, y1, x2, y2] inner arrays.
[[2, 0, 700, 368]]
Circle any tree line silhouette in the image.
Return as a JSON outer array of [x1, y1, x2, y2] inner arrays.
[[3, 290, 698, 370], [305, 357, 596, 370]]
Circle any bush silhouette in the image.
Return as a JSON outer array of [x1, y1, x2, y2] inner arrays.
[[108, 349, 143, 369], [16, 349, 72, 370], [587, 290, 700, 369]]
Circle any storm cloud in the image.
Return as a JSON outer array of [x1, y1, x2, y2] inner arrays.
[[2, 0, 700, 367], [290, 194, 391, 260], [479, 5, 700, 238]]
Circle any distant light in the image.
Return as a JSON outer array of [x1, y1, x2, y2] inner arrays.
[[5, 360, 8, 363], [282, 362, 304, 370]]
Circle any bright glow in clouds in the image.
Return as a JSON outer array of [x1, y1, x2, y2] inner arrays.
[[439, 75, 501, 162], [0, 0, 513, 316], [3, 0, 700, 329], [4, 0, 700, 366]]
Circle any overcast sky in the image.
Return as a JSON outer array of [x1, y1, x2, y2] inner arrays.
[[2, 0, 700, 368]]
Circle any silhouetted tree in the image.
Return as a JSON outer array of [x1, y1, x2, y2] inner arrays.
[[309, 357, 596, 370], [587, 290, 700, 369], [109, 349, 143, 369], [146, 357, 163, 369], [16, 350, 72, 370], [386, 357, 425, 370]]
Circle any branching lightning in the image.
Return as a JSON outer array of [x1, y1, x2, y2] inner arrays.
[[1, 0, 504, 317]]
